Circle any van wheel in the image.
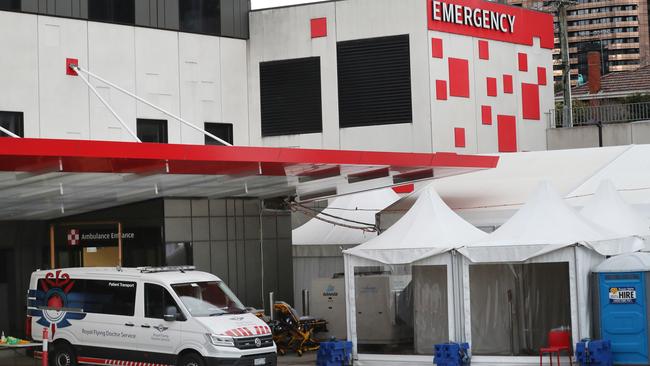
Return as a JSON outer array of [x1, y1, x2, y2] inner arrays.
[[178, 353, 205, 366], [51, 342, 77, 366]]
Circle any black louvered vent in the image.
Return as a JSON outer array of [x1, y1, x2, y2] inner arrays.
[[260, 57, 323, 137], [337, 34, 413, 128]]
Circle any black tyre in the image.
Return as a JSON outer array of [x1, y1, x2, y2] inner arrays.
[[178, 353, 206, 366], [50, 342, 77, 366]]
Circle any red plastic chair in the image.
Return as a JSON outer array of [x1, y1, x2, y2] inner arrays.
[[539, 329, 573, 366]]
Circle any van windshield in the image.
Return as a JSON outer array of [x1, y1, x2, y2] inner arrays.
[[171, 281, 246, 317]]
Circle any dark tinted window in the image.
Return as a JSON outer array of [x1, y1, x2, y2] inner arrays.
[[37, 279, 136, 316], [89, 0, 135, 24], [0, 111, 24, 137], [337, 35, 413, 128], [204, 122, 233, 145], [180, 0, 220, 35], [137, 119, 168, 143], [145, 283, 183, 319], [260, 57, 322, 137], [0, 0, 20, 11]]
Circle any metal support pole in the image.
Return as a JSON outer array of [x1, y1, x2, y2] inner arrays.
[[69, 64, 232, 146], [75, 70, 141, 142], [558, 2, 574, 127], [0, 125, 20, 138], [269, 292, 275, 321]]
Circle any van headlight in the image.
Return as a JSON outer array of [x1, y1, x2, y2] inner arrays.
[[207, 334, 235, 347]]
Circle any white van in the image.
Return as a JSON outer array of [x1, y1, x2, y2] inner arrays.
[[26, 266, 276, 366]]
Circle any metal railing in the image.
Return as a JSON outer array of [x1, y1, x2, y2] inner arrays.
[[548, 101, 650, 128]]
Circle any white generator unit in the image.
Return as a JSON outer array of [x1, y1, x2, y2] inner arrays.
[[310, 277, 347, 340]]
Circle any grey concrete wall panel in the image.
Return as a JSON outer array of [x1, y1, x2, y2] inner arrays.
[[262, 238, 279, 303], [245, 240, 263, 306], [227, 240, 238, 291], [262, 215, 277, 238], [135, 0, 151, 26], [236, 240, 247, 299], [277, 214, 291, 239], [193, 240, 211, 272], [164, 0, 179, 30], [55, 0, 72, 17], [21, 0, 38, 13], [244, 217, 260, 240], [210, 240, 230, 282], [192, 217, 209, 241], [191, 199, 209, 216], [79, 0, 87, 18], [165, 217, 192, 242], [227, 199, 236, 215], [210, 199, 227, 216], [221, 0, 235, 37], [210, 217, 228, 240], [164, 199, 191, 217], [276, 238, 294, 304], [156, 0, 165, 28], [603, 123, 632, 146], [546, 126, 600, 150], [243, 199, 261, 216], [631, 121, 650, 144], [227, 217, 236, 240], [149, 0, 159, 27], [235, 216, 245, 240]]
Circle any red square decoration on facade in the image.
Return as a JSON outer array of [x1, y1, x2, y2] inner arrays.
[[487, 77, 497, 97], [537, 67, 547, 85], [454, 128, 466, 148], [436, 80, 448, 100], [478, 40, 489, 60], [498, 115, 517, 152], [481, 105, 492, 125], [431, 38, 443, 58], [522, 83, 541, 120], [448, 58, 470, 98], [518, 53, 528, 72], [66, 58, 78, 76], [503, 74, 513, 94], [311, 18, 327, 38]]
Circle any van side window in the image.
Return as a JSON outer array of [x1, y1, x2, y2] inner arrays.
[[144, 283, 183, 320], [36, 279, 136, 316]]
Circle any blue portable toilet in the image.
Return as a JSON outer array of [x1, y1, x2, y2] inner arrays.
[[592, 252, 650, 365]]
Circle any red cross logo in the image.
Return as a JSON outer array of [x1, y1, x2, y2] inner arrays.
[[67, 229, 80, 246]]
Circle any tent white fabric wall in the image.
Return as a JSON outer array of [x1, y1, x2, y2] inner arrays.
[[459, 182, 643, 357], [344, 186, 486, 357]]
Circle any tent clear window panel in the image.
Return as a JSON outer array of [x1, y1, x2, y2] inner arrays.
[[354, 265, 448, 355], [469, 263, 571, 356]]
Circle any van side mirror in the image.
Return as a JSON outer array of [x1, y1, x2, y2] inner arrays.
[[164, 306, 178, 322]]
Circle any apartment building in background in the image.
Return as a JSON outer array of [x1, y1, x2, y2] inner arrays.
[[507, 0, 650, 84]]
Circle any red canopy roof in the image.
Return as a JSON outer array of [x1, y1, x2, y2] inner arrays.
[[0, 138, 498, 219]]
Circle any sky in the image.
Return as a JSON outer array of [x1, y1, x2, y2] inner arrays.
[[251, 0, 323, 10]]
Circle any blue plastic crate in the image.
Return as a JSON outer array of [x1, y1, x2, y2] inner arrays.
[[317, 341, 353, 366], [434, 343, 471, 366], [575, 339, 613, 366]]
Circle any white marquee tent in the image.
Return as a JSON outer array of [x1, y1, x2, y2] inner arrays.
[[343, 186, 486, 361], [579, 180, 650, 247], [292, 188, 399, 313], [459, 181, 644, 360]]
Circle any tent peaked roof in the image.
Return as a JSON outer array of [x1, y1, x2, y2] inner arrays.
[[292, 188, 399, 246], [344, 185, 487, 264], [580, 180, 650, 237], [460, 181, 620, 262]]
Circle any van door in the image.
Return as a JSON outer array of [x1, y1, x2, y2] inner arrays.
[[135, 283, 184, 364], [50, 278, 141, 362]]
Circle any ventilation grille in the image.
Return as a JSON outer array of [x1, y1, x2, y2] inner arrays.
[[337, 34, 413, 128], [260, 57, 323, 137]]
